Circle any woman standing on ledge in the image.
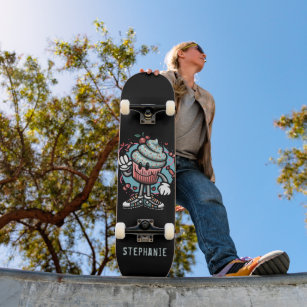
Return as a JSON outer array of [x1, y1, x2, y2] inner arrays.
[[140, 41, 290, 276]]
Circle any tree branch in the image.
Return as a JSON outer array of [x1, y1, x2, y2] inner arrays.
[[44, 166, 89, 181], [78, 56, 119, 122], [0, 132, 119, 229], [0, 161, 24, 187], [2, 60, 26, 161], [97, 207, 110, 275], [73, 212, 97, 275], [22, 73, 42, 133], [36, 224, 62, 273], [50, 118, 70, 166], [16, 221, 62, 273]]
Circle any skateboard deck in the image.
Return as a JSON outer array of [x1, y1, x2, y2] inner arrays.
[[116, 72, 175, 276]]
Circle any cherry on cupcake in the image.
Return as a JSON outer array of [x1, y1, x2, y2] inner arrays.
[[123, 183, 131, 191], [139, 137, 146, 144]]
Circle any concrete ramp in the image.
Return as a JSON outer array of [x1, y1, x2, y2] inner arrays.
[[0, 268, 306, 306]]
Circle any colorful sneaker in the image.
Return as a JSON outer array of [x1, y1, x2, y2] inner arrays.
[[143, 195, 164, 210], [122, 194, 143, 209], [213, 250, 290, 277]]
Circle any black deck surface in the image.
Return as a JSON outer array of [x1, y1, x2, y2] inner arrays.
[[116, 73, 175, 276]]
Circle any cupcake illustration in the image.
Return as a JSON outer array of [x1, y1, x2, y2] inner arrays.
[[118, 138, 171, 210]]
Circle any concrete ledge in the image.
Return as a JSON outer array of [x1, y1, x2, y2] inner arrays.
[[1, 268, 307, 306]]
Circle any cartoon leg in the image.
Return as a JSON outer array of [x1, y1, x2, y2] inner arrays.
[[138, 184, 145, 198], [145, 185, 151, 198], [143, 185, 165, 210]]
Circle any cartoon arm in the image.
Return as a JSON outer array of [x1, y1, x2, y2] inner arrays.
[[118, 155, 132, 177], [157, 172, 171, 195]]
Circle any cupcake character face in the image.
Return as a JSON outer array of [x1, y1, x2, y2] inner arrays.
[[133, 162, 156, 178]]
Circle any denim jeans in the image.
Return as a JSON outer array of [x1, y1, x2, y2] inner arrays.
[[176, 155, 239, 275]]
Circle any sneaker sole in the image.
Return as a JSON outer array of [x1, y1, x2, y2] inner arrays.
[[252, 250, 290, 275]]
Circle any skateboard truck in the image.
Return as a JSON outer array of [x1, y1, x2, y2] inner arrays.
[[115, 219, 175, 242], [133, 105, 165, 125], [120, 100, 175, 124]]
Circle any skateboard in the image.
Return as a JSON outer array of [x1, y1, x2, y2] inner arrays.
[[115, 72, 176, 276]]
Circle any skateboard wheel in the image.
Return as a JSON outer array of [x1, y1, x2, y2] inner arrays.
[[164, 223, 175, 240], [115, 222, 126, 239], [166, 100, 175, 116], [120, 99, 130, 115]]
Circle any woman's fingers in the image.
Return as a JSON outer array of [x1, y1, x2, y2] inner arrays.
[[139, 68, 159, 76]]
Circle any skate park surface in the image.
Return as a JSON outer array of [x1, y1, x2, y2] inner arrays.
[[0, 268, 307, 306]]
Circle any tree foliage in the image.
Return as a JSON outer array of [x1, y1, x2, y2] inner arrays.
[[271, 105, 306, 205], [169, 213, 197, 277], [0, 20, 197, 276]]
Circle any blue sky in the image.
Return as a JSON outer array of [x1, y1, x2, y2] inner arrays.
[[0, 0, 306, 276]]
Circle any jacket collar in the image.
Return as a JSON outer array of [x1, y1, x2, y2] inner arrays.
[[173, 70, 208, 115]]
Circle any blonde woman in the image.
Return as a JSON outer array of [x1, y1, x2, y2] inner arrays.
[[140, 42, 289, 276]]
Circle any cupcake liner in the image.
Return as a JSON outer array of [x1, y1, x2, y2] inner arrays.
[[132, 162, 161, 184]]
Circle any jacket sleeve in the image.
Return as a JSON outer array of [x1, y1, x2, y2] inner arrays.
[[160, 70, 175, 86], [209, 95, 216, 183], [208, 95, 215, 140]]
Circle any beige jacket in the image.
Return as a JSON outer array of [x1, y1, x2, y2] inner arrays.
[[160, 70, 216, 183]]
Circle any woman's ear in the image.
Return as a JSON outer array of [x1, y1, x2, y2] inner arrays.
[[177, 49, 184, 59]]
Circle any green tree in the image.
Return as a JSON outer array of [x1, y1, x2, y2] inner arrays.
[[270, 105, 306, 220], [0, 20, 197, 276], [169, 213, 197, 277]]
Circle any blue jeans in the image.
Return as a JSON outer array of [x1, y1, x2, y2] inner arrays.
[[176, 155, 239, 275]]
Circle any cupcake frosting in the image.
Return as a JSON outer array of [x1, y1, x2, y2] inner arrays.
[[132, 139, 167, 169]]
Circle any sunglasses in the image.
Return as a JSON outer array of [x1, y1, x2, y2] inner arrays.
[[181, 43, 205, 54]]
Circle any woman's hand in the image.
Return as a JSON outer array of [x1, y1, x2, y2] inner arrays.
[[176, 205, 186, 212], [140, 68, 160, 76]]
